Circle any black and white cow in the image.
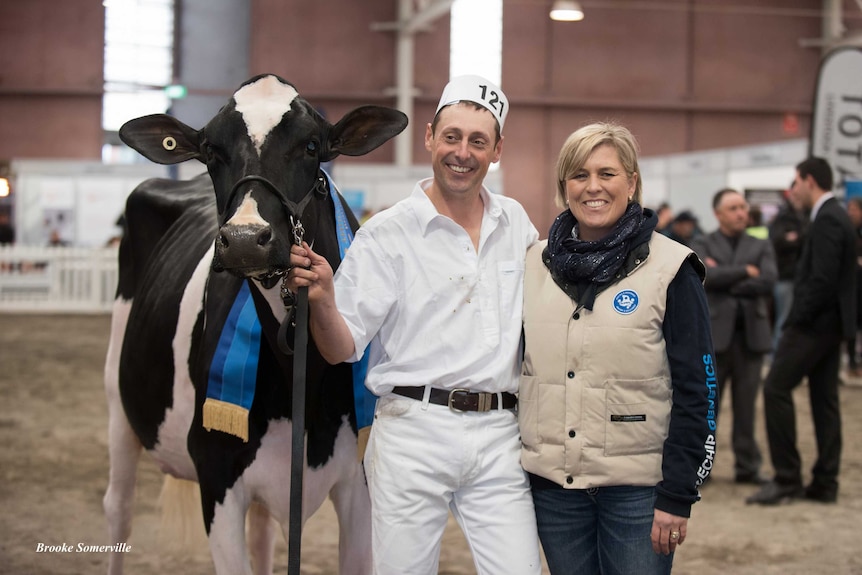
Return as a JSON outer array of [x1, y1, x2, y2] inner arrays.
[[103, 74, 407, 575]]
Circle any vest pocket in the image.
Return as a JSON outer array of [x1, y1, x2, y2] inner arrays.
[[603, 377, 671, 457]]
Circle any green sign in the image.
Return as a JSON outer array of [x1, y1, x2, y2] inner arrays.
[[164, 84, 188, 99]]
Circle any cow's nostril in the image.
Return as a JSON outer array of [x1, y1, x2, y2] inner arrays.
[[257, 228, 272, 246], [218, 234, 229, 248]]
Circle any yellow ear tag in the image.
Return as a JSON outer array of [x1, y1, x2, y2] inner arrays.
[[162, 136, 177, 151]]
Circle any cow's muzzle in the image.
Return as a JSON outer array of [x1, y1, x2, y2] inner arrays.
[[212, 222, 278, 277], [211, 173, 325, 279]]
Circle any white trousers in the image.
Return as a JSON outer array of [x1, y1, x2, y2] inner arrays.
[[364, 393, 542, 575]]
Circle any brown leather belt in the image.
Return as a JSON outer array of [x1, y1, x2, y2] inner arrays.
[[391, 386, 517, 412]]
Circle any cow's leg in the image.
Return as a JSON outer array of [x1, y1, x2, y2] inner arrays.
[[329, 460, 372, 574], [104, 406, 142, 575], [206, 484, 255, 575], [330, 469, 372, 575], [247, 501, 277, 575], [104, 301, 142, 575]]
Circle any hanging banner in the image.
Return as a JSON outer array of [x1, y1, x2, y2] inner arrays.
[[810, 47, 862, 193]]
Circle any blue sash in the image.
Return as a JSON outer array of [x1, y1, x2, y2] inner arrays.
[[203, 171, 374, 442], [325, 171, 376, 430], [202, 281, 261, 442]]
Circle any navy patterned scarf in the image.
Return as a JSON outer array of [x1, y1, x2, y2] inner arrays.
[[543, 203, 657, 310]]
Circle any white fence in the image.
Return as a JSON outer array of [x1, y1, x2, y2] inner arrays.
[[0, 246, 119, 313]]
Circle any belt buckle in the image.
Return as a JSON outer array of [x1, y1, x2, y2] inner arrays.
[[448, 388, 471, 413], [448, 389, 493, 412]]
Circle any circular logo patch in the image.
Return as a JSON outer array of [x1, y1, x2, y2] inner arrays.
[[613, 289, 639, 315]]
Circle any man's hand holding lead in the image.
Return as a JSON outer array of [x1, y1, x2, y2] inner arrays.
[[287, 241, 334, 303]]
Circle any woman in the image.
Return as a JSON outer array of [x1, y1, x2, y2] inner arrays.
[[519, 122, 715, 574]]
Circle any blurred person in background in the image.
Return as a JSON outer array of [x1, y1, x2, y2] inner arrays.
[[768, 185, 808, 352], [844, 197, 862, 378], [748, 157, 856, 506], [662, 209, 700, 247], [0, 209, 14, 245], [745, 205, 769, 239], [692, 188, 777, 485], [655, 202, 673, 235]]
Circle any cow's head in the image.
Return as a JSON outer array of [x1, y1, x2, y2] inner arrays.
[[118, 74, 407, 280]]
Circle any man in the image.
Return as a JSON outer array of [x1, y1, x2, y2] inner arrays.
[[663, 209, 700, 246], [768, 187, 808, 351], [748, 157, 857, 505], [655, 202, 673, 235], [745, 205, 769, 239], [692, 189, 777, 484], [287, 76, 542, 574]]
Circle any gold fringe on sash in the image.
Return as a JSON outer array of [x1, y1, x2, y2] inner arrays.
[[202, 398, 249, 442], [357, 425, 372, 463]]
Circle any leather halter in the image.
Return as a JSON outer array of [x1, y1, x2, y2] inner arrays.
[[225, 171, 327, 294], [226, 172, 327, 231]]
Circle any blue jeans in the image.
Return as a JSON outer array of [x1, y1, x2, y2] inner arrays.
[[532, 485, 673, 575]]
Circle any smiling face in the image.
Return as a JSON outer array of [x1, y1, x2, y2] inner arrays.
[[425, 103, 502, 201], [565, 144, 637, 241]]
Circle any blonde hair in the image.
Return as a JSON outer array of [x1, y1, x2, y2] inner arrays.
[[555, 122, 643, 208]]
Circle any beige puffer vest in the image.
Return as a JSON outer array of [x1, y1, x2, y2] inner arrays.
[[519, 232, 693, 488]]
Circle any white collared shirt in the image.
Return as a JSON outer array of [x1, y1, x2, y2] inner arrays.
[[333, 178, 538, 396], [810, 191, 835, 221]]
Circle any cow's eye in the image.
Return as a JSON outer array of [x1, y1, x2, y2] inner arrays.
[[306, 141, 318, 155]]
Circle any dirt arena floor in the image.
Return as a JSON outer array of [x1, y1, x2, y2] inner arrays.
[[2, 313, 862, 575]]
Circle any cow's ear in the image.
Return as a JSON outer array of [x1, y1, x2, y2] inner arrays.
[[119, 114, 202, 165], [324, 106, 408, 160]]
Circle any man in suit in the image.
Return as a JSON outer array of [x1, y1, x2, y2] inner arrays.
[[748, 156, 857, 505], [692, 189, 777, 484]]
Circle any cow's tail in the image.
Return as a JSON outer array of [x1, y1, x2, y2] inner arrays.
[[158, 476, 208, 551]]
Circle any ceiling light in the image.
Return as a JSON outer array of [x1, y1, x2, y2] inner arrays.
[[550, 0, 584, 21]]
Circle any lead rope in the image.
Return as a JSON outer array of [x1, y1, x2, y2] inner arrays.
[[277, 216, 305, 356], [224, 171, 320, 574], [286, 216, 308, 575], [228, 172, 322, 575]]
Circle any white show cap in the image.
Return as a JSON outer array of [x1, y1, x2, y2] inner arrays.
[[435, 74, 509, 131]]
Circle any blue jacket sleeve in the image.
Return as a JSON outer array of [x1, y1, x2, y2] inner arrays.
[[655, 255, 718, 517]]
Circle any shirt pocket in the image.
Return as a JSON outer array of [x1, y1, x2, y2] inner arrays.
[[603, 377, 671, 457], [497, 260, 525, 312]]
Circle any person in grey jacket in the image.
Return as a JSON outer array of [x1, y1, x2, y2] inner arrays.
[[520, 122, 716, 575], [691, 188, 777, 485]]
